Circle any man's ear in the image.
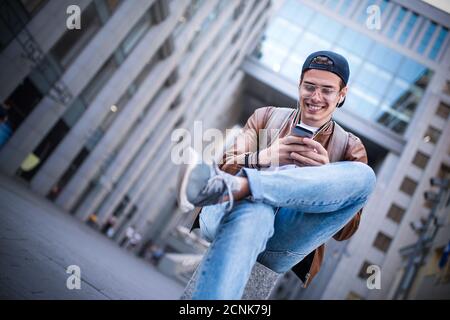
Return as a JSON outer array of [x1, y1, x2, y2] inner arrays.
[[339, 86, 348, 102]]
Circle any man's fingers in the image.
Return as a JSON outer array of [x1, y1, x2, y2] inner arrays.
[[284, 144, 312, 153], [290, 152, 323, 166], [301, 138, 327, 155], [283, 135, 306, 145], [301, 150, 326, 163]]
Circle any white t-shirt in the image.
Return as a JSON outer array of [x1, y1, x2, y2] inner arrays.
[[298, 121, 319, 135]]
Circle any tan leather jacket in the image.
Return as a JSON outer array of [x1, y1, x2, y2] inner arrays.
[[191, 106, 368, 287]]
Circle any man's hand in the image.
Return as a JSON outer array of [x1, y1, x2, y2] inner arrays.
[[258, 135, 325, 167], [290, 137, 329, 166]]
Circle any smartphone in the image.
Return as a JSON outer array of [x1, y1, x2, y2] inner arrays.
[[291, 124, 314, 138]]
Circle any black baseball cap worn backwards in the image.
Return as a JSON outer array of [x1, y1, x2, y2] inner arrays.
[[301, 50, 350, 108]]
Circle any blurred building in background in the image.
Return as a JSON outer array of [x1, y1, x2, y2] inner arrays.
[[1, 0, 449, 300], [245, 0, 450, 299], [0, 0, 272, 255]]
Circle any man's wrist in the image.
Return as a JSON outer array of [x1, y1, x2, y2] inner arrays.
[[257, 149, 270, 168], [244, 152, 264, 169]]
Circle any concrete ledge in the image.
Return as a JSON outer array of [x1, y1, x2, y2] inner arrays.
[[181, 262, 281, 300]]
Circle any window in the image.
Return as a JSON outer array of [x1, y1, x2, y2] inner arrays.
[[308, 13, 342, 42], [387, 7, 407, 39], [443, 81, 450, 96], [278, 0, 315, 27], [24, 55, 62, 99], [356, 63, 393, 97], [132, 56, 157, 90], [417, 21, 437, 54], [70, 179, 97, 214], [62, 98, 86, 128], [423, 126, 441, 144], [412, 151, 429, 169], [356, 0, 375, 24], [104, 0, 120, 15], [339, 0, 353, 15], [397, 58, 428, 84], [169, 94, 182, 111], [358, 260, 375, 279], [20, 0, 48, 16], [324, 0, 339, 10], [399, 12, 418, 45], [376, 108, 409, 134], [233, 1, 245, 20], [400, 176, 418, 196], [436, 102, 450, 120], [339, 28, 372, 57], [4, 77, 43, 131], [47, 147, 90, 201], [373, 232, 392, 252], [387, 203, 405, 223], [0, 0, 30, 50], [266, 18, 302, 49], [111, 195, 130, 218], [16, 119, 70, 181], [437, 164, 450, 179], [81, 57, 118, 105], [158, 37, 174, 60], [367, 43, 403, 73], [50, 2, 102, 68], [428, 27, 448, 60], [120, 11, 153, 57]]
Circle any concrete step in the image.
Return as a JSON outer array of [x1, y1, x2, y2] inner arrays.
[[180, 261, 281, 300]]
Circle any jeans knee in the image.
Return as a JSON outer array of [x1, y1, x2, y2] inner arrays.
[[253, 203, 276, 235], [225, 200, 275, 239], [351, 162, 376, 196]]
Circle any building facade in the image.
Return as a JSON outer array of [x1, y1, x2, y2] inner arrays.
[[0, 0, 273, 249], [242, 0, 450, 299]]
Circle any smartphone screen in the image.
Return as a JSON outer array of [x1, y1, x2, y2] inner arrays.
[[291, 124, 314, 138]]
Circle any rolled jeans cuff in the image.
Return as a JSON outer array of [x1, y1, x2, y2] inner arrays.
[[242, 168, 264, 202]]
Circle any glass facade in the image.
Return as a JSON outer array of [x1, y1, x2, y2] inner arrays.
[[252, 0, 435, 135]]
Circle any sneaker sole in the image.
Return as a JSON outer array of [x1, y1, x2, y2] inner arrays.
[[176, 148, 199, 212]]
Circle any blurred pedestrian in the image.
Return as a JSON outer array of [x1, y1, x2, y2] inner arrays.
[[149, 244, 165, 265], [129, 230, 142, 248], [0, 103, 12, 149], [103, 216, 117, 238]]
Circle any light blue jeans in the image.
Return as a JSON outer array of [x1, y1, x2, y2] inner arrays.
[[192, 161, 376, 300]]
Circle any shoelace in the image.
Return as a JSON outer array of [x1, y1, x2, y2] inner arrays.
[[202, 163, 234, 212]]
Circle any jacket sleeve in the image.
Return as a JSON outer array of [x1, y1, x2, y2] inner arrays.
[[332, 134, 369, 241], [219, 107, 272, 175]]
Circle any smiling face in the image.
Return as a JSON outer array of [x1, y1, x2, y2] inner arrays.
[[299, 69, 347, 127]]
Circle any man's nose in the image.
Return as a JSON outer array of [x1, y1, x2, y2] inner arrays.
[[310, 89, 322, 101]]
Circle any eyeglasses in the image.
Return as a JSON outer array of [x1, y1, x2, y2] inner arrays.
[[300, 83, 340, 100]]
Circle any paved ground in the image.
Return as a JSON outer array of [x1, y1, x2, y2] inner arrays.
[[0, 173, 184, 299]]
